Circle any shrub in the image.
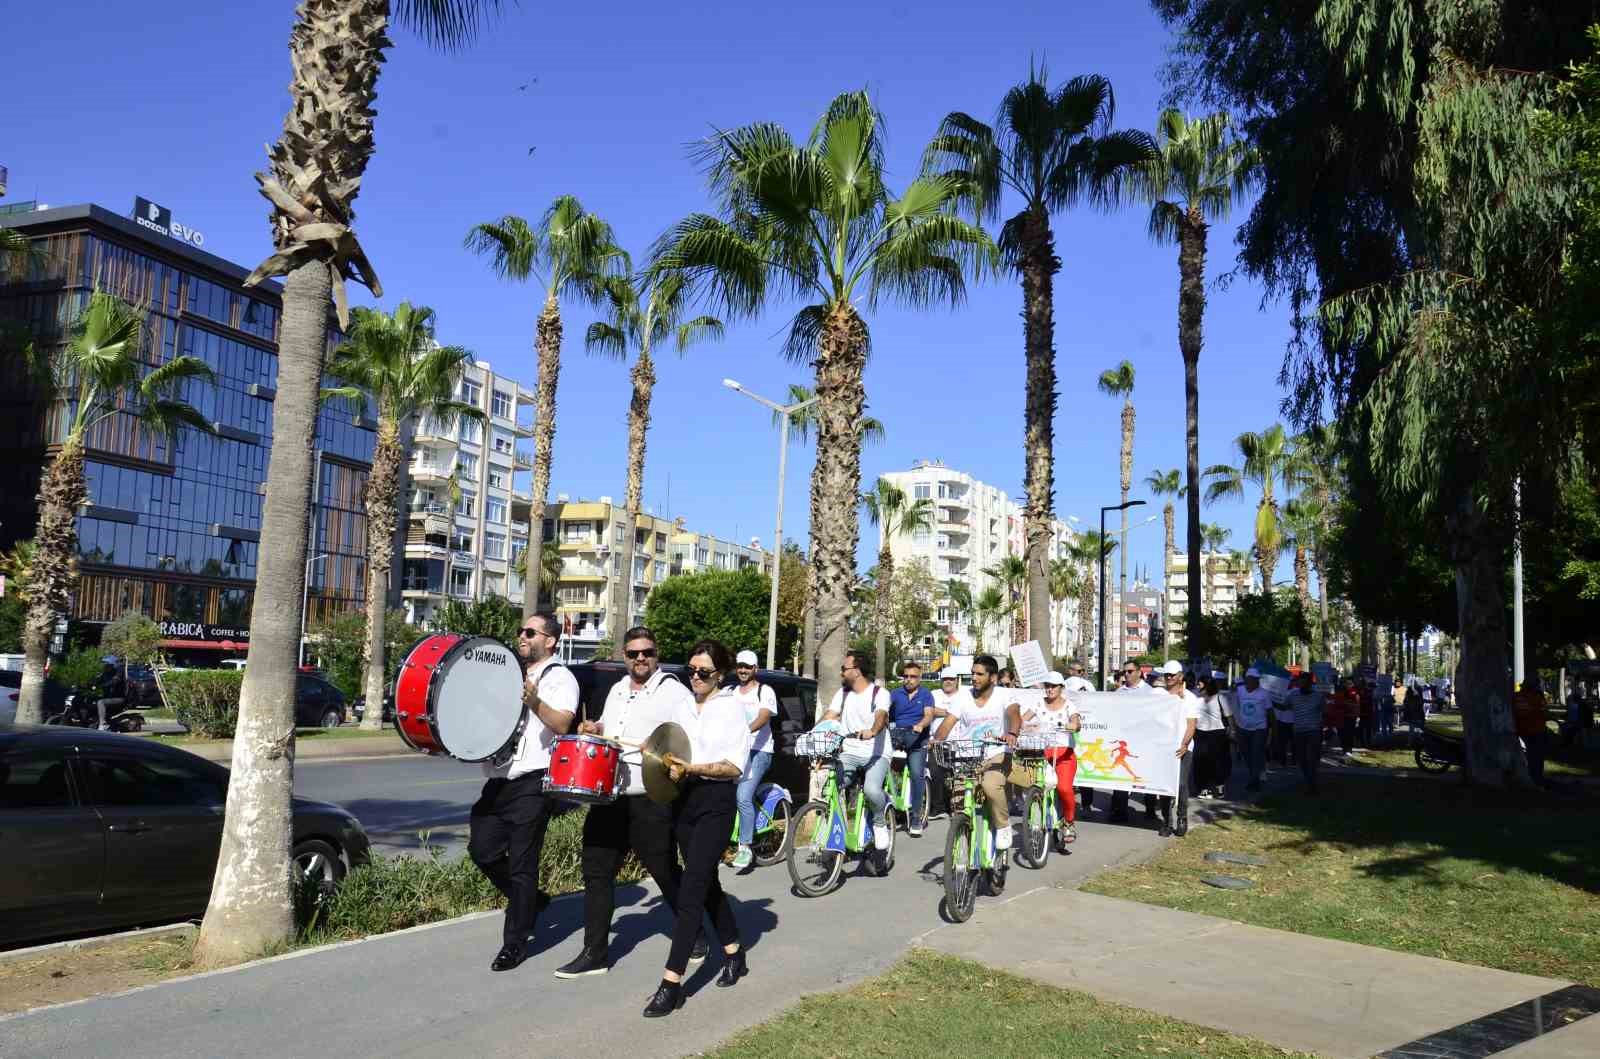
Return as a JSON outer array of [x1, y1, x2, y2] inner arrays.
[[163, 669, 243, 738], [51, 645, 108, 691]]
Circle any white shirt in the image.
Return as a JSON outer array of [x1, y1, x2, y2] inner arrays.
[[485, 655, 579, 780], [733, 681, 778, 756], [597, 668, 695, 796], [943, 693, 1013, 745], [932, 686, 975, 718], [1234, 686, 1272, 731], [1025, 698, 1077, 747], [1168, 687, 1204, 725], [1063, 676, 1095, 694], [826, 684, 888, 758], [675, 688, 751, 777], [1197, 692, 1232, 732]]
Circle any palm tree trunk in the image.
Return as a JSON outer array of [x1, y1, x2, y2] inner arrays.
[[811, 305, 869, 704], [196, 260, 329, 966], [1294, 543, 1311, 666], [1019, 208, 1059, 663], [610, 348, 654, 659], [359, 417, 403, 730], [1450, 496, 1528, 787], [522, 292, 561, 622], [1179, 213, 1206, 663], [874, 547, 894, 679], [1256, 499, 1275, 591], [18, 441, 88, 724], [1078, 580, 1094, 666], [1119, 400, 1133, 665]]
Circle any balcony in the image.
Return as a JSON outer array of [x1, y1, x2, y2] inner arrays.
[[451, 552, 476, 569], [514, 451, 534, 471], [410, 464, 450, 483]]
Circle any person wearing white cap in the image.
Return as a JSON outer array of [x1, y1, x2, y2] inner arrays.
[[1063, 661, 1094, 694], [1234, 668, 1272, 792], [730, 650, 778, 870], [1154, 660, 1201, 837], [1022, 670, 1082, 844], [925, 667, 973, 819]]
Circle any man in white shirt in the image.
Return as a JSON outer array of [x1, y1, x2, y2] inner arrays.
[[1154, 659, 1201, 837], [818, 650, 892, 875], [1063, 661, 1095, 694], [730, 649, 778, 870], [1233, 668, 1273, 792], [933, 654, 1022, 854], [469, 611, 578, 973], [1098, 659, 1152, 823], [926, 668, 973, 819], [555, 625, 695, 980]]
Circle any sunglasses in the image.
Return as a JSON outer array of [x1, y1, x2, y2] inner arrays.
[[625, 647, 657, 660], [518, 626, 545, 638], [688, 666, 719, 681]]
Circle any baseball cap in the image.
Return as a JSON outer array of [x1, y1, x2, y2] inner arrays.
[[1212, 670, 1227, 681], [1159, 660, 1184, 676], [735, 649, 759, 667], [1245, 667, 1261, 678], [1042, 670, 1065, 686], [940, 667, 959, 680]]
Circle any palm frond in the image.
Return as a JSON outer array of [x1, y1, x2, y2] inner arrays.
[[138, 399, 215, 440], [584, 321, 629, 361], [392, 0, 509, 50], [463, 215, 540, 282], [1096, 360, 1135, 398]]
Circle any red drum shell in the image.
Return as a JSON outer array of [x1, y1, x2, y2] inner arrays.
[[394, 633, 463, 755], [393, 633, 525, 762], [544, 734, 621, 804]]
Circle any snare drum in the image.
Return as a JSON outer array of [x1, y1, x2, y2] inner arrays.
[[393, 633, 527, 763], [544, 734, 621, 804]]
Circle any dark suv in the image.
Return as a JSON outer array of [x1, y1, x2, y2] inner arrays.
[[295, 673, 347, 728]]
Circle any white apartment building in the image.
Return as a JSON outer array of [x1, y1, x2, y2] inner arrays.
[[1163, 549, 1255, 644], [399, 361, 535, 627], [880, 461, 1083, 663]]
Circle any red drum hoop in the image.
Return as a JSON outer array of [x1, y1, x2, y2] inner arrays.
[[394, 633, 526, 763]]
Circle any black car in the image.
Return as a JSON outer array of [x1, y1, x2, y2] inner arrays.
[[0, 669, 71, 721], [566, 661, 817, 804], [0, 724, 371, 948], [295, 673, 347, 729], [123, 663, 162, 708], [351, 687, 394, 726]]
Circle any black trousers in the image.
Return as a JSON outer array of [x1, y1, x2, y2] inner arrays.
[[928, 758, 952, 816], [1155, 752, 1194, 824], [1192, 729, 1231, 793], [580, 794, 682, 952], [469, 771, 555, 948], [666, 780, 740, 976]]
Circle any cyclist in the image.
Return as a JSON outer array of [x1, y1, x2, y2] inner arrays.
[[932, 654, 1022, 857], [927, 667, 973, 820], [818, 650, 892, 875], [730, 649, 778, 871], [888, 660, 935, 837], [1022, 670, 1081, 844]]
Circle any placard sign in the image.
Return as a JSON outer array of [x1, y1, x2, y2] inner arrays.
[[1008, 639, 1050, 687]]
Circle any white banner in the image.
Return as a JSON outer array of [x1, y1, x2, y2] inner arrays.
[[1059, 687, 1184, 798], [1008, 639, 1050, 687]]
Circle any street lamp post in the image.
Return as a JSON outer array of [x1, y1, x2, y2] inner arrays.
[[723, 379, 817, 671], [300, 553, 330, 668], [1099, 501, 1145, 689]]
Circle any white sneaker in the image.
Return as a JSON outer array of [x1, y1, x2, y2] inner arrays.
[[908, 824, 923, 837], [872, 826, 890, 851], [994, 826, 1013, 851]]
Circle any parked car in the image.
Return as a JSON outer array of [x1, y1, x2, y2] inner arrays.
[[351, 687, 394, 726], [123, 663, 162, 708], [0, 670, 71, 725], [296, 673, 347, 729], [0, 724, 371, 948]]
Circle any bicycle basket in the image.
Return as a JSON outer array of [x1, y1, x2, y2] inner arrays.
[[931, 740, 988, 769], [794, 730, 844, 759], [1014, 733, 1055, 755]]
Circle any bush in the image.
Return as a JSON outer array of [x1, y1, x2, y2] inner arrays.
[[164, 669, 243, 738], [52, 645, 108, 690]]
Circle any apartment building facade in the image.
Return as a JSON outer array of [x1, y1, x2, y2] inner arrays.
[[1162, 550, 1255, 644]]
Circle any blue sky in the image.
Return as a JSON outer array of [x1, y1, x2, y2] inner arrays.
[[9, 0, 1299, 586]]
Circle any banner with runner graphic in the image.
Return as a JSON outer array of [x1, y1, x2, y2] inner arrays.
[[1058, 687, 1184, 798]]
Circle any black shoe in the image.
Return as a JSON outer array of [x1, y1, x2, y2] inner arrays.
[[1174, 819, 1189, 838], [643, 980, 684, 1018], [1158, 822, 1173, 837], [689, 934, 710, 963], [490, 943, 528, 972], [717, 949, 748, 988], [553, 946, 609, 978]]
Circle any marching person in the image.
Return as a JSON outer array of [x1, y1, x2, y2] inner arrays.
[[1192, 671, 1233, 798], [818, 650, 893, 875], [926, 667, 973, 820], [1063, 661, 1095, 694], [1285, 670, 1325, 792], [933, 654, 1022, 857], [1105, 660, 1150, 824], [888, 660, 935, 837], [1233, 668, 1272, 792], [555, 626, 696, 980], [1155, 660, 1201, 837], [1024, 670, 1081, 844], [730, 649, 778, 871], [648, 640, 751, 1017], [469, 611, 577, 972]]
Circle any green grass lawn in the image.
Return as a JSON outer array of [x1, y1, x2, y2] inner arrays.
[[1350, 717, 1599, 778], [705, 950, 1315, 1059], [1084, 771, 1600, 985]]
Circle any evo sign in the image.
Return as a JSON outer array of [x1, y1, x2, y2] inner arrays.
[[133, 196, 205, 248]]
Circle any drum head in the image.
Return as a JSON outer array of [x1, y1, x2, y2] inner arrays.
[[433, 637, 525, 761]]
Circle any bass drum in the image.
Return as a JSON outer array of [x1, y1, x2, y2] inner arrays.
[[394, 633, 526, 763]]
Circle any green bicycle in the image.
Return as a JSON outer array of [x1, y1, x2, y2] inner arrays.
[[786, 731, 896, 897], [728, 780, 793, 868], [1013, 733, 1072, 869], [934, 738, 1009, 923], [886, 742, 929, 833]]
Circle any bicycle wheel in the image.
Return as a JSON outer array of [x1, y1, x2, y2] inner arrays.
[[986, 851, 1009, 896], [942, 815, 979, 923], [880, 809, 897, 874], [752, 797, 792, 867], [1414, 748, 1452, 773], [786, 800, 844, 897], [1017, 788, 1049, 869]]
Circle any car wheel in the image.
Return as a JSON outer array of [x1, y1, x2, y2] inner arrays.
[[320, 708, 342, 729], [293, 838, 346, 897]]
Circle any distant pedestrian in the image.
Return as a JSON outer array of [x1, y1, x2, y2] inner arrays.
[[1192, 672, 1233, 798], [1233, 669, 1272, 791], [1333, 678, 1360, 755], [1270, 681, 1295, 768], [1285, 671, 1325, 791], [1064, 662, 1095, 694], [1356, 679, 1376, 747], [1378, 680, 1397, 739], [1155, 660, 1200, 837], [1513, 675, 1551, 785]]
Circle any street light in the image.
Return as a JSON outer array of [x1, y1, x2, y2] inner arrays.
[[1099, 500, 1146, 689], [723, 378, 817, 670], [300, 553, 330, 668]]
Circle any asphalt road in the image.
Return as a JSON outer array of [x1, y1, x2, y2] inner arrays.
[[295, 754, 483, 858], [1, 806, 1167, 1059]]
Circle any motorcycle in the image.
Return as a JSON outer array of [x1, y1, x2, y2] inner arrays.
[[47, 688, 145, 732], [1412, 726, 1462, 773]]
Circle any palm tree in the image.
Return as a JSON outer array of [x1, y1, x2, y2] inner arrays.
[[1295, 428, 1340, 658], [970, 585, 1007, 654], [1048, 556, 1080, 664], [925, 67, 1153, 668], [1098, 360, 1136, 666], [1126, 109, 1253, 668], [324, 302, 483, 730], [587, 269, 722, 656], [1279, 497, 1319, 665], [465, 197, 627, 623], [1145, 467, 1183, 565], [511, 542, 564, 596], [1065, 531, 1112, 668], [15, 291, 213, 725], [214, 0, 511, 969], [653, 90, 997, 702], [1205, 424, 1305, 591], [983, 554, 1029, 648], [861, 479, 934, 679]]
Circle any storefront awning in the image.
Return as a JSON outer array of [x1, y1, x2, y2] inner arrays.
[[159, 639, 247, 651]]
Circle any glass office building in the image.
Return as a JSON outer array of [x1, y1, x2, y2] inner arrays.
[[0, 202, 377, 657]]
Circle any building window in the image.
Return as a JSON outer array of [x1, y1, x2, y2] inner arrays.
[[460, 380, 481, 406], [654, 560, 666, 581], [511, 537, 527, 564], [654, 532, 666, 554], [492, 432, 513, 455], [695, 545, 709, 567], [452, 532, 473, 552], [485, 496, 507, 524], [562, 521, 589, 543], [633, 556, 648, 582], [456, 490, 476, 518], [487, 468, 507, 490], [456, 452, 478, 480], [484, 532, 506, 560], [914, 483, 931, 499], [542, 518, 555, 542], [491, 390, 511, 418], [912, 527, 931, 544], [936, 535, 950, 550], [557, 586, 587, 605], [458, 419, 482, 446]]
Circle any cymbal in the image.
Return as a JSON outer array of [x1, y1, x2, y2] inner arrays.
[[641, 721, 690, 804]]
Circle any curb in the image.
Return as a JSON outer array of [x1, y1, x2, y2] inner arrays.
[[0, 922, 197, 969], [163, 736, 415, 764]]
